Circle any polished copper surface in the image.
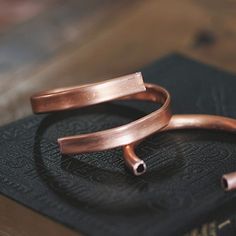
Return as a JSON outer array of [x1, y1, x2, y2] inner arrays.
[[31, 76, 171, 155], [58, 83, 171, 154], [123, 114, 236, 176], [32, 74, 236, 187], [31, 73, 145, 113]]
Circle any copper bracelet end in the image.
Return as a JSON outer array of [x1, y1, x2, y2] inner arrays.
[[123, 144, 147, 176], [221, 172, 236, 191]]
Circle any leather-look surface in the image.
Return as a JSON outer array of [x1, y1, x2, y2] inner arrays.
[[0, 54, 236, 236]]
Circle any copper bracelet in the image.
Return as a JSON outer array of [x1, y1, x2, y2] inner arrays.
[[31, 74, 171, 159], [31, 75, 236, 190], [31, 73, 145, 113], [123, 114, 236, 190]]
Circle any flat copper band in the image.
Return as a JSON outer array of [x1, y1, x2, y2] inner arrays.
[[123, 114, 236, 176], [31, 73, 145, 113], [58, 83, 171, 154]]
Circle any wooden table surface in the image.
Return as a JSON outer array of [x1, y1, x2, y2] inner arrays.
[[0, 0, 236, 235]]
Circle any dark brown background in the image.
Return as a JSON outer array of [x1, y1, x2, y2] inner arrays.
[[0, 0, 236, 235]]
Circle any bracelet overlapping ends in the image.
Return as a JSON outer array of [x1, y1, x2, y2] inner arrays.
[[31, 73, 171, 175], [31, 72, 236, 191]]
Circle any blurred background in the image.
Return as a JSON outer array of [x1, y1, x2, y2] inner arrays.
[[0, 0, 236, 125]]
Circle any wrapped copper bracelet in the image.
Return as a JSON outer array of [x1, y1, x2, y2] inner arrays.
[[31, 73, 172, 175], [31, 73, 236, 190]]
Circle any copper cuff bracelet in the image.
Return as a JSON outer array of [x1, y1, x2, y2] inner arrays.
[[31, 73, 171, 156], [31, 73, 236, 191]]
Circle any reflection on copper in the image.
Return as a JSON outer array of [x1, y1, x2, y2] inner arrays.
[[31, 73, 145, 113], [123, 114, 236, 178], [31, 75, 171, 154], [58, 83, 171, 154]]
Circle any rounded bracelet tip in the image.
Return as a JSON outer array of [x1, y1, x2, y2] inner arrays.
[[221, 172, 236, 191]]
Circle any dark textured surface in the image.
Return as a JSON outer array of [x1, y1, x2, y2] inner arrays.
[[0, 55, 236, 236]]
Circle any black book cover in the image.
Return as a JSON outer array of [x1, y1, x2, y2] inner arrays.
[[0, 54, 236, 236]]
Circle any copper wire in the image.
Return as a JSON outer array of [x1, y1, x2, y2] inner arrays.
[[123, 114, 236, 190]]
